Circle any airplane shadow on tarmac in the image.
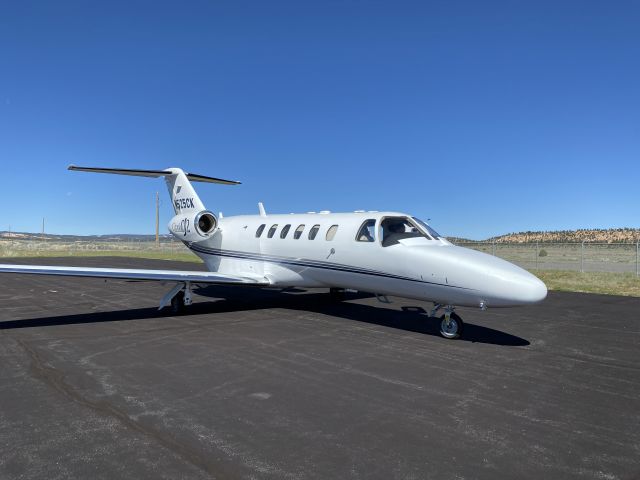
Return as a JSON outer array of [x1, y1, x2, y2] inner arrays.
[[0, 286, 530, 347]]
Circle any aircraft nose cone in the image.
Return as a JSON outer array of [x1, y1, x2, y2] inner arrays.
[[441, 246, 548, 306], [510, 270, 548, 304], [415, 245, 548, 307]]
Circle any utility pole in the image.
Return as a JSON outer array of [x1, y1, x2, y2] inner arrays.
[[155, 192, 160, 247], [42, 217, 45, 238]]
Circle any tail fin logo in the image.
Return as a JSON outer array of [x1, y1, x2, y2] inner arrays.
[[176, 185, 182, 193]]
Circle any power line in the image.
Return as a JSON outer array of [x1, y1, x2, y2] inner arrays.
[[155, 192, 160, 246]]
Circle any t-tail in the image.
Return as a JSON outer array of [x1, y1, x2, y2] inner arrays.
[[68, 165, 240, 242]]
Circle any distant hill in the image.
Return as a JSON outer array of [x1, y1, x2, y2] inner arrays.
[[479, 228, 640, 244], [451, 229, 640, 244], [3, 228, 639, 244], [0, 231, 172, 242], [446, 236, 478, 243]]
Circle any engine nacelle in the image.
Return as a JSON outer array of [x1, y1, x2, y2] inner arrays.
[[169, 210, 218, 242]]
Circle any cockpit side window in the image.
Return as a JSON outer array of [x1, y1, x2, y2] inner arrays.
[[356, 219, 376, 242], [380, 217, 431, 247]]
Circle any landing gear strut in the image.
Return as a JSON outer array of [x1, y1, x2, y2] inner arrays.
[[160, 281, 193, 315], [431, 304, 464, 339]]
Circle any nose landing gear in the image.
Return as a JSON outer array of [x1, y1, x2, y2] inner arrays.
[[439, 311, 463, 339], [431, 304, 464, 339]]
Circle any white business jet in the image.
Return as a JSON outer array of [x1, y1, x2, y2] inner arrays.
[[0, 166, 547, 339]]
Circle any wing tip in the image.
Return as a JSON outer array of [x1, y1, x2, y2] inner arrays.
[[185, 173, 242, 185]]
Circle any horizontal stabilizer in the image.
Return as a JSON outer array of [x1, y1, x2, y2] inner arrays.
[[0, 264, 268, 285], [68, 165, 241, 185]]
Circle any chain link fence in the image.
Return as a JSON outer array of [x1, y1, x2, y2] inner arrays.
[[455, 242, 640, 275], [1, 237, 639, 276]]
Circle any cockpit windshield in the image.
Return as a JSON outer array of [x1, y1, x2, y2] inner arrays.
[[412, 217, 442, 239], [381, 216, 432, 247]]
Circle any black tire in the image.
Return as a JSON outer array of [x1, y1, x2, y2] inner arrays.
[[439, 312, 464, 339], [329, 288, 346, 301], [170, 290, 186, 315]]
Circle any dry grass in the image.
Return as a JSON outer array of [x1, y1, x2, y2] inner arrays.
[[0, 249, 201, 263], [0, 239, 200, 263], [532, 270, 640, 297]]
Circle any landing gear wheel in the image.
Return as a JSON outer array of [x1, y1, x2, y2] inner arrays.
[[439, 312, 464, 339], [170, 290, 186, 315], [329, 288, 346, 301]]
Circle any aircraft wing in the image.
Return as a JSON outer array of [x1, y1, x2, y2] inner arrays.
[[0, 264, 269, 285]]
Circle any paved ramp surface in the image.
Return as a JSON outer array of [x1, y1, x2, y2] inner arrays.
[[0, 257, 638, 480]]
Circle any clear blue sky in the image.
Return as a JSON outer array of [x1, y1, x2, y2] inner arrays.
[[1, 1, 638, 239]]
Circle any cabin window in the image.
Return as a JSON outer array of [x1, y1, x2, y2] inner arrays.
[[381, 217, 431, 247], [326, 225, 339, 241], [294, 224, 305, 239], [267, 224, 278, 238], [280, 224, 291, 239], [356, 219, 376, 242], [256, 224, 266, 238], [308, 224, 320, 240]]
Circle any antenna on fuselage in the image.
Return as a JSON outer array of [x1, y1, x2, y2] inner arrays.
[[258, 202, 267, 217]]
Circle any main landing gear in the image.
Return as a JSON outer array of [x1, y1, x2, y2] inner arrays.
[[430, 304, 464, 339], [171, 290, 186, 315], [159, 282, 193, 315]]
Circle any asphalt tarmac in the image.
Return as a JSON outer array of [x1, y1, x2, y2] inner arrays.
[[0, 257, 638, 480]]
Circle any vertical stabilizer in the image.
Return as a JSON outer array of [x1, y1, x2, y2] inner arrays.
[[164, 168, 207, 214]]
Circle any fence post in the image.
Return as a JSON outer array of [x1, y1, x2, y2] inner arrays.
[[581, 241, 585, 273], [492, 240, 496, 256], [535, 241, 539, 270], [636, 240, 639, 277]]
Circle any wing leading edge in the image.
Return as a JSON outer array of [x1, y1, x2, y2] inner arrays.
[[0, 264, 268, 285]]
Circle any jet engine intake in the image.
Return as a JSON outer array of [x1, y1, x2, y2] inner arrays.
[[195, 211, 217, 236], [169, 210, 218, 242]]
